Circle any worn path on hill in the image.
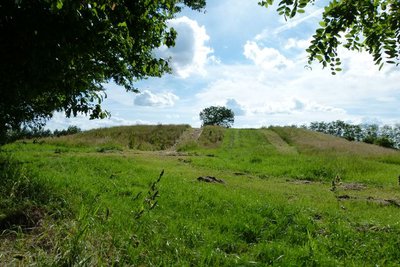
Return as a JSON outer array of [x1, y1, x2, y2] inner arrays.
[[262, 129, 298, 155], [167, 128, 203, 152]]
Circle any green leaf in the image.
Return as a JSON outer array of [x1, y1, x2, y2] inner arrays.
[[118, 22, 127, 28], [56, 0, 63, 10]]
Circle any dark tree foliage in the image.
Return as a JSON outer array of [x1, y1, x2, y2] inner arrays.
[[53, 125, 82, 137], [0, 0, 206, 144], [199, 106, 235, 128], [259, 0, 400, 74], [308, 120, 400, 149], [374, 137, 395, 148]]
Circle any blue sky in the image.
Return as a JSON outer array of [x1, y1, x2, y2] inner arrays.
[[47, 0, 400, 130]]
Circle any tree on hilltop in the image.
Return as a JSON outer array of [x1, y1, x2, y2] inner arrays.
[[199, 106, 235, 128], [0, 0, 205, 144]]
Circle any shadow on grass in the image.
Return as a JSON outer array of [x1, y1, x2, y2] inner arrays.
[[0, 153, 64, 232]]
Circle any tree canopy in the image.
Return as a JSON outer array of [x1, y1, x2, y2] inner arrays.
[[0, 0, 205, 144], [199, 106, 235, 128], [259, 0, 400, 74]]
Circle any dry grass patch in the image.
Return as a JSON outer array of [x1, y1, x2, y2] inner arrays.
[[45, 124, 190, 150], [197, 126, 225, 148]]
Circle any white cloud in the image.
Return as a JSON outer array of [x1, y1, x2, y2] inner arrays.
[[306, 101, 346, 114], [45, 112, 150, 131], [226, 99, 246, 116], [243, 41, 294, 71], [284, 38, 311, 50], [251, 98, 345, 115], [157, 16, 213, 78], [134, 90, 179, 107]]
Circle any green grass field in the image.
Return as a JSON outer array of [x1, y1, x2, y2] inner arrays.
[[1, 125, 400, 266]]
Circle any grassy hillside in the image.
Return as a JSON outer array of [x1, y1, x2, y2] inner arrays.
[[45, 124, 190, 150], [1, 126, 400, 265], [270, 126, 399, 156]]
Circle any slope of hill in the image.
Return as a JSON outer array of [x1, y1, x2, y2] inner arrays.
[[1, 125, 400, 266], [42, 124, 399, 157], [270, 126, 399, 156], [45, 124, 190, 150]]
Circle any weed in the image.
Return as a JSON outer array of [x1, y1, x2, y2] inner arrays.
[[133, 170, 164, 220], [56, 197, 100, 266]]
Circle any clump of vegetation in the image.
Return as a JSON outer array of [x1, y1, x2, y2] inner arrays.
[[0, 154, 72, 264], [0, 154, 58, 228]]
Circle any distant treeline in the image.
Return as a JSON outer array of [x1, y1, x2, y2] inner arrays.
[[304, 121, 400, 149], [6, 125, 81, 143]]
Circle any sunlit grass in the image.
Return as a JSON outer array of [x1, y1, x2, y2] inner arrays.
[[1, 126, 400, 265]]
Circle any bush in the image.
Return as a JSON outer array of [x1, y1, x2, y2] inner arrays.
[[374, 137, 395, 149]]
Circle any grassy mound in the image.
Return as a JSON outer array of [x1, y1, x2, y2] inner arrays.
[[45, 124, 190, 151], [1, 126, 400, 265], [270, 126, 398, 156]]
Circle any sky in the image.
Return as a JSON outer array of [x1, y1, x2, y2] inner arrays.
[[47, 0, 400, 130]]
